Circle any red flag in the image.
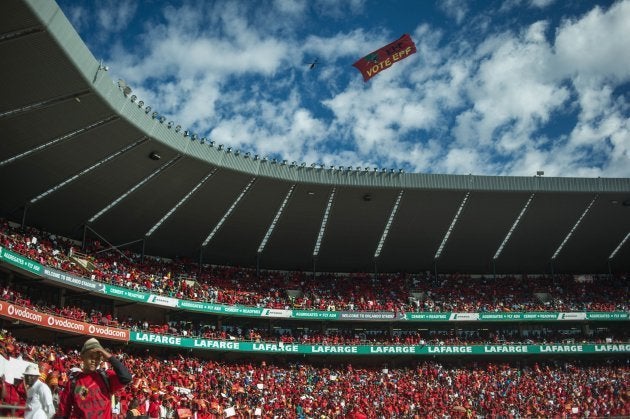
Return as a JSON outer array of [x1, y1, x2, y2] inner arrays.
[[352, 34, 417, 82]]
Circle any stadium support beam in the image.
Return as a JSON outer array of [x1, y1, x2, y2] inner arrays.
[[0, 90, 91, 120], [551, 194, 598, 261], [312, 187, 336, 258], [145, 168, 218, 237], [434, 192, 470, 260], [0, 116, 118, 168], [87, 155, 182, 223], [608, 231, 630, 263], [0, 24, 44, 44], [201, 177, 257, 247], [257, 184, 296, 255], [81, 224, 140, 263], [28, 137, 148, 205], [492, 193, 535, 262], [374, 190, 404, 259]]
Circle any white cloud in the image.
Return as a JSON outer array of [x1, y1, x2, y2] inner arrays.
[[530, 0, 555, 8], [67, 0, 629, 177], [439, 0, 469, 24]]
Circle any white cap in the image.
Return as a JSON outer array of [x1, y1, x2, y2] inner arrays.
[[24, 363, 41, 376]]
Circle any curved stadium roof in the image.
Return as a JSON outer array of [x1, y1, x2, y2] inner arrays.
[[1, 0, 629, 274]]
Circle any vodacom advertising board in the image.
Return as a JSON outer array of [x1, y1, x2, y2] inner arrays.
[[0, 301, 129, 342]]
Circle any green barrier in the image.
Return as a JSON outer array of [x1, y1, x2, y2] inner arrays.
[[2, 248, 628, 323], [130, 332, 630, 355], [0, 247, 43, 275]]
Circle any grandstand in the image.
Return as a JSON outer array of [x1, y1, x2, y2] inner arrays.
[[0, 0, 628, 417]]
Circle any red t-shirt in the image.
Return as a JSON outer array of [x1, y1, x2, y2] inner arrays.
[[58, 370, 124, 418]]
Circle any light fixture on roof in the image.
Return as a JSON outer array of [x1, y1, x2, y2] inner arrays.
[[192, 134, 198, 141], [209, 140, 215, 147], [271, 158, 277, 164], [175, 125, 181, 132], [282, 160, 287, 165], [253, 154, 259, 160], [217, 144, 223, 150], [226, 147, 232, 153], [244, 152, 250, 158], [168, 121, 174, 128], [130, 95, 137, 102], [200, 137, 206, 144], [183, 130, 190, 137], [311, 163, 316, 168], [151, 111, 158, 119], [300, 162, 306, 167], [536, 170, 544, 176], [159, 116, 166, 123], [234, 150, 240, 156], [118, 79, 132, 96], [138, 100, 144, 107], [145, 106, 152, 114]]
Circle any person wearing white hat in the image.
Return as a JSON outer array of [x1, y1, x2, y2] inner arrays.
[[23, 363, 55, 419], [58, 338, 132, 418]]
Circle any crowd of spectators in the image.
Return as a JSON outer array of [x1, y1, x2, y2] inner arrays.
[[1, 219, 628, 316], [1, 332, 628, 418], [2, 280, 628, 347]]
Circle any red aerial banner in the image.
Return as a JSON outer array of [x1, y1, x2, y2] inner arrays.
[[353, 34, 417, 82]]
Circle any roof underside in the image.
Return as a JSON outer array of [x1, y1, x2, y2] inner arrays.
[[1, 0, 629, 274]]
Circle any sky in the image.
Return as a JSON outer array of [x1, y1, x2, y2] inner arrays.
[[56, 0, 630, 177]]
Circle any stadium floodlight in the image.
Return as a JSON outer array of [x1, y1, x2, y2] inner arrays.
[[175, 125, 181, 132], [192, 134, 198, 141], [217, 144, 223, 150], [226, 147, 232, 153], [291, 161, 297, 167], [145, 106, 151, 114], [300, 162, 306, 167], [282, 160, 287, 165], [271, 158, 277, 164], [167, 121, 174, 128], [151, 112, 158, 119], [183, 130, 190, 137], [199, 137, 206, 144], [245, 152, 250, 158], [234, 150, 240, 156], [209, 141, 215, 147], [159, 116, 166, 123], [253, 154, 259, 160], [311, 163, 316, 168], [138, 100, 144, 107], [130, 95, 137, 102]]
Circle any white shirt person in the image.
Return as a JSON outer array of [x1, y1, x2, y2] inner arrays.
[[23, 364, 55, 419]]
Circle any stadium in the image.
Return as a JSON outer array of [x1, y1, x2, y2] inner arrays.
[[0, 0, 629, 417]]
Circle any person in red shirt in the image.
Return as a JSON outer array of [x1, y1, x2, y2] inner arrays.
[[147, 394, 160, 418], [57, 338, 132, 418]]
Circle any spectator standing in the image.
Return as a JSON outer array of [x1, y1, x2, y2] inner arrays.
[[23, 363, 55, 419], [58, 338, 132, 418]]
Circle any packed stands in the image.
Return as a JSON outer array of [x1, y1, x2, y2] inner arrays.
[[1, 220, 628, 315], [0, 332, 628, 418]]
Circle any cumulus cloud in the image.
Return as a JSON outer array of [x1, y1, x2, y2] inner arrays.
[[58, 0, 630, 177]]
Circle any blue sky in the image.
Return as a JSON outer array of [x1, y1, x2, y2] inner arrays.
[[57, 0, 629, 177]]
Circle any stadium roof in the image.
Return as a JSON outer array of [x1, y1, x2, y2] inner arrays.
[[1, 0, 629, 274]]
